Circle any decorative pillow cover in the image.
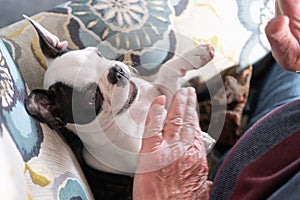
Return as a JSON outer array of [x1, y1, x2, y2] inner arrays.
[[58, 0, 275, 75], [0, 1, 276, 199], [0, 0, 275, 89], [0, 38, 93, 199]]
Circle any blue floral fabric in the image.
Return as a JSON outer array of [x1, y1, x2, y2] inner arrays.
[[59, 0, 179, 75], [0, 38, 43, 162], [0, 38, 92, 200], [0, 1, 280, 199], [0, 0, 276, 89], [54, 0, 276, 77]]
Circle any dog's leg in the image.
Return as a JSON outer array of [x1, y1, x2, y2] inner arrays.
[[155, 44, 214, 107]]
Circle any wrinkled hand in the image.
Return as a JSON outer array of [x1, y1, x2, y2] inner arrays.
[[265, 0, 300, 71], [133, 88, 211, 200]]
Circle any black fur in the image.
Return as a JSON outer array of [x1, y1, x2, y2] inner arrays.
[[25, 82, 103, 129]]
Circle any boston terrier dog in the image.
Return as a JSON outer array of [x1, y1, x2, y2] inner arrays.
[[24, 16, 215, 176]]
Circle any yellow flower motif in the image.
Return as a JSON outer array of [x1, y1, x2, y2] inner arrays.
[[0, 52, 14, 108], [25, 163, 52, 187], [1, 57, 4, 66]]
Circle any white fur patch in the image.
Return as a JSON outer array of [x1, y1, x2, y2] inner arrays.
[[44, 47, 112, 90]]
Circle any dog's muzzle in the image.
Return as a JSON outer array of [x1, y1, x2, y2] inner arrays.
[[107, 65, 129, 86]]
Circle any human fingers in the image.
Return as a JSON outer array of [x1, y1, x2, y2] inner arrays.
[[180, 88, 198, 145], [266, 0, 300, 70], [163, 88, 189, 143], [140, 95, 166, 153], [277, 0, 300, 41], [265, 15, 300, 71]]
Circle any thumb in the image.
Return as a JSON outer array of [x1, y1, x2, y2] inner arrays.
[[277, 0, 300, 41], [140, 95, 166, 153], [265, 15, 300, 71]]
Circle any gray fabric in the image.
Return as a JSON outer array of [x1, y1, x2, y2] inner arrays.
[[210, 99, 300, 199], [248, 62, 300, 128], [268, 170, 300, 200]]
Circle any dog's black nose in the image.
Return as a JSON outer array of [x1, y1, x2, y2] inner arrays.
[[107, 65, 129, 86]]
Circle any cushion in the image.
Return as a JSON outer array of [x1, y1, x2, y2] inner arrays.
[[0, 0, 275, 90], [0, 0, 276, 199], [0, 38, 93, 199]]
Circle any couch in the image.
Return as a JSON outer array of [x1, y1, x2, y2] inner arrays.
[[0, 0, 275, 199]]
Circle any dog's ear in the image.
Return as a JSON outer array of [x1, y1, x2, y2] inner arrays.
[[25, 89, 66, 129], [23, 15, 70, 59]]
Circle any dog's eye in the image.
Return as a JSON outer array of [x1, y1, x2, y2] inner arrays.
[[97, 50, 102, 57], [89, 91, 97, 104]]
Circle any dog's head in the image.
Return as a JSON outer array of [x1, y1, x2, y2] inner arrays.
[[24, 16, 138, 130]]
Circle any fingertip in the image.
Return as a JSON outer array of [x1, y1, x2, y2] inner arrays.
[[265, 15, 289, 40], [151, 95, 166, 106], [187, 87, 197, 105], [188, 86, 196, 96], [145, 95, 166, 126], [265, 15, 300, 70]]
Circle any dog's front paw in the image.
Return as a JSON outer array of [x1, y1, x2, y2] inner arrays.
[[182, 44, 215, 70]]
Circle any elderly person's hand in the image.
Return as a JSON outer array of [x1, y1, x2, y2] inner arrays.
[[265, 0, 300, 71], [133, 87, 212, 200]]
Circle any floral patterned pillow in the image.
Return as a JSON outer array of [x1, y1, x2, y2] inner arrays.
[[0, 0, 275, 89], [0, 1, 276, 199], [58, 0, 275, 77], [0, 38, 93, 200]]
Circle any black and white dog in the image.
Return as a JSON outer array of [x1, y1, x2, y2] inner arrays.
[[24, 16, 215, 176]]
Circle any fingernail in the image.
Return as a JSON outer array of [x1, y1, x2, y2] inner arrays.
[[153, 95, 166, 106]]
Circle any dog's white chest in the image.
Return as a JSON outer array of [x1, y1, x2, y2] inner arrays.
[[68, 77, 162, 175]]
